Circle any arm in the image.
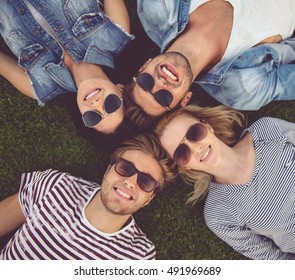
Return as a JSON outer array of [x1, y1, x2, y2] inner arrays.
[[103, 0, 130, 33], [0, 51, 36, 99], [198, 41, 295, 110], [205, 217, 295, 260], [0, 193, 25, 237]]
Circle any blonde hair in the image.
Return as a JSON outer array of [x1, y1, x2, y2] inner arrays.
[[111, 133, 178, 191], [155, 104, 245, 203]]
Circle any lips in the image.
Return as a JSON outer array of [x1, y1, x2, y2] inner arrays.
[[84, 88, 101, 101], [114, 187, 134, 200], [160, 64, 179, 82], [200, 145, 211, 162]]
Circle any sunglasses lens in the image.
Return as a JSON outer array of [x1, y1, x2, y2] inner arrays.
[[82, 111, 102, 127], [186, 123, 207, 142], [104, 94, 122, 114], [154, 90, 173, 107], [115, 158, 158, 192], [137, 173, 157, 192], [116, 159, 135, 177], [173, 143, 191, 166], [137, 73, 154, 91]]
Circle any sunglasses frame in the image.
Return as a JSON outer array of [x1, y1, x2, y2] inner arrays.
[[134, 73, 173, 111], [173, 122, 208, 166], [112, 157, 160, 193], [82, 94, 123, 128]]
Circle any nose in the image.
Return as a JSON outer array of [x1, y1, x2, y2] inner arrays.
[[124, 173, 138, 189], [185, 140, 202, 155], [90, 94, 105, 113], [153, 77, 168, 92]]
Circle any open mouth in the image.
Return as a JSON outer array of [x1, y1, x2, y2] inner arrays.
[[84, 88, 101, 101], [114, 187, 134, 200], [160, 64, 179, 82], [200, 145, 211, 162]]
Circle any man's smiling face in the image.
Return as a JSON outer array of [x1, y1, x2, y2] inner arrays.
[[99, 150, 162, 215], [131, 52, 193, 116]]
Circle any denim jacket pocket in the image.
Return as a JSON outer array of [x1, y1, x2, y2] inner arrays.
[[71, 12, 105, 38], [19, 43, 45, 70], [5, 30, 44, 67]]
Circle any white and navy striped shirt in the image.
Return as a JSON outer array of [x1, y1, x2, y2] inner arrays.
[[204, 117, 295, 260], [0, 170, 155, 260]]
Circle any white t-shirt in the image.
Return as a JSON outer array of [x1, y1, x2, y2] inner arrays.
[[190, 0, 295, 60]]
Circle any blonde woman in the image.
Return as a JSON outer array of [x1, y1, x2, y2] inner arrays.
[[155, 105, 295, 259]]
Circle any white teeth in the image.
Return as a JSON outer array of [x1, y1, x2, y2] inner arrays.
[[85, 89, 100, 100], [162, 66, 177, 81], [116, 188, 132, 200], [201, 147, 210, 161]]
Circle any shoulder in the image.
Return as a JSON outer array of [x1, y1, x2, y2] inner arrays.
[[20, 169, 99, 194], [122, 219, 156, 259], [243, 117, 286, 141]]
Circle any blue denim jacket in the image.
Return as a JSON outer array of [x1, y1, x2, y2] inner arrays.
[[137, 0, 295, 110], [197, 40, 295, 110], [0, 0, 134, 103], [137, 0, 191, 52]]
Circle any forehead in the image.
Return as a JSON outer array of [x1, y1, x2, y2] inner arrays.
[[119, 150, 162, 180], [94, 105, 124, 133]]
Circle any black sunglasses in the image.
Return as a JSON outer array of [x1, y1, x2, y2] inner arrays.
[[173, 123, 208, 166], [82, 94, 123, 128], [113, 157, 160, 193], [135, 73, 173, 111]]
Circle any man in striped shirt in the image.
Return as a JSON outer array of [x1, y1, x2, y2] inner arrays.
[[0, 134, 176, 260]]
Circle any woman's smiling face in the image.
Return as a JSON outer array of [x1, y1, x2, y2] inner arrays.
[[77, 78, 124, 134], [160, 113, 221, 172]]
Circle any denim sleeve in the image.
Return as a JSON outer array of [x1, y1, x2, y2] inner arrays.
[[199, 41, 295, 110], [271, 38, 295, 64], [230, 46, 295, 110]]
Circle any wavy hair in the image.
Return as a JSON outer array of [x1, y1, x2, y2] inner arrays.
[[155, 104, 245, 203]]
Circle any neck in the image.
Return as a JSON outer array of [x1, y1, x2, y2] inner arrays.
[[167, 0, 233, 79], [167, 36, 219, 80], [64, 51, 108, 87], [85, 191, 131, 233], [213, 134, 255, 185]]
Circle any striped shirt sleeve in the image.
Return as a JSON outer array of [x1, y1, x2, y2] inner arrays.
[[18, 169, 65, 217], [205, 209, 295, 260]]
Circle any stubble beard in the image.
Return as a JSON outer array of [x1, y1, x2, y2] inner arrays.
[[99, 181, 138, 216]]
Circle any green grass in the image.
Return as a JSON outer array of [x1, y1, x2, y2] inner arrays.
[[0, 1, 295, 260]]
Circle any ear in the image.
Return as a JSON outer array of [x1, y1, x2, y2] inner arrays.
[[116, 83, 125, 93], [142, 193, 156, 208], [180, 91, 193, 107], [138, 58, 152, 73]]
